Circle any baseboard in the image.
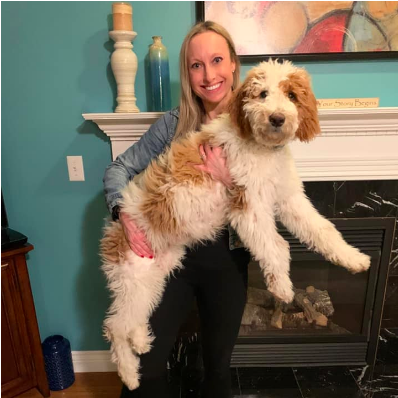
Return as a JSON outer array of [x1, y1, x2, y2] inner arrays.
[[72, 350, 117, 373]]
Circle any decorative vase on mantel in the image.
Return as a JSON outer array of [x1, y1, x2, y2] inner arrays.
[[148, 36, 171, 112]]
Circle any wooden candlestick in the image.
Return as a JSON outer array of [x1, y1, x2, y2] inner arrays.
[[109, 30, 139, 113]]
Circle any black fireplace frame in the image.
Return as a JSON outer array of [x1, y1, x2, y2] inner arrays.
[[232, 217, 395, 368]]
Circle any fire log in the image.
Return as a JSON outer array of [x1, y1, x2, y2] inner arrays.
[[294, 290, 328, 327]]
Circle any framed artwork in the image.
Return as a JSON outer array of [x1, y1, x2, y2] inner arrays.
[[196, 1, 398, 61]]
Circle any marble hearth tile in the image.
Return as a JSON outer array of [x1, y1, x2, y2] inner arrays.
[[381, 276, 398, 329], [351, 328, 398, 397], [334, 181, 398, 218], [238, 367, 302, 397], [179, 367, 240, 397], [390, 220, 398, 277], [377, 328, 398, 367], [293, 366, 364, 397], [304, 181, 336, 218]]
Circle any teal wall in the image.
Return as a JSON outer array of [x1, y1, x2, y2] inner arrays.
[[2, 1, 398, 351]]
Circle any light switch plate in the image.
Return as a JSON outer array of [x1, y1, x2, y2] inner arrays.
[[67, 156, 85, 181]]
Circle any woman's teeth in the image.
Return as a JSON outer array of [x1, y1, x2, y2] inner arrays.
[[205, 83, 221, 91]]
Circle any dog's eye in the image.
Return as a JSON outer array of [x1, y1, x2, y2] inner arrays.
[[288, 92, 297, 101], [260, 91, 268, 99]]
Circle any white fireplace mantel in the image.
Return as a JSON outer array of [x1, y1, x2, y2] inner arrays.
[[83, 107, 398, 181]]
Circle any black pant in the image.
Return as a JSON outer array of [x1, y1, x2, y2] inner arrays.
[[120, 229, 250, 398]]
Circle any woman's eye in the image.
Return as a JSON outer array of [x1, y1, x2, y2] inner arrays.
[[260, 91, 268, 99], [288, 92, 297, 101], [191, 63, 201, 69], [214, 57, 223, 63]]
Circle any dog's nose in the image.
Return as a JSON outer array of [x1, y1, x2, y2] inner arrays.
[[269, 113, 285, 128]]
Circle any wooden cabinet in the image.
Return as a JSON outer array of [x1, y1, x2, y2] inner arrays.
[[1, 244, 50, 397]]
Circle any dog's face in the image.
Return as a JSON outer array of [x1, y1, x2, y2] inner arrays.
[[228, 60, 320, 149]]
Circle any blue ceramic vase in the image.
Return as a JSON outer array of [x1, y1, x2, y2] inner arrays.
[[148, 36, 171, 112]]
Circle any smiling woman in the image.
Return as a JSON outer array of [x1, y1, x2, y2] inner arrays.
[[102, 20, 251, 398], [175, 20, 241, 139], [187, 31, 236, 122]]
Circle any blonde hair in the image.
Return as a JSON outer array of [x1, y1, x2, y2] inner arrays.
[[174, 21, 241, 140]]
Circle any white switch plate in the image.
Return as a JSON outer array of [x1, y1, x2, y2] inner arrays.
[[67, 156, 85, 181]]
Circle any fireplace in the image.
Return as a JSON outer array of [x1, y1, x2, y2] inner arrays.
[[232, 217, 395, 368], [84, 109, 398, 373]]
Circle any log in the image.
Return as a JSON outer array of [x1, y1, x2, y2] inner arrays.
[[271, 304, 283, 329], [242, 285, 335, 332], [305, 286, 334, 317], [240, 309, 310, 334], [241, 303, 272, 327], [294, 291, 328, 327], [247, 287, 275, 307]]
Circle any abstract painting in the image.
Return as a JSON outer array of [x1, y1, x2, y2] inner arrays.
[[196, 1, 398, 61]]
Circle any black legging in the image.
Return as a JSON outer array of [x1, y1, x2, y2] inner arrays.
[[120, 229, 250, 398]]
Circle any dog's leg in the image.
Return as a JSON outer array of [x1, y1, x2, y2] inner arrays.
[[109, 331, 141, 390], [277, 192, 371, 273], [230, 210, 294, 303], [103, 254, 168, 388], [126, 246, 185, 354]]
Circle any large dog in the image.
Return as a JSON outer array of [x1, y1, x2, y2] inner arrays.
[[101, 60, 370, 389]]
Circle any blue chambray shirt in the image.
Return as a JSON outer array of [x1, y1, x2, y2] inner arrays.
[[103, 107, 244, 250]]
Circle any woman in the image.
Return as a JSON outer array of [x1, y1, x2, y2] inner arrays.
[[103, 21, 250, 398]]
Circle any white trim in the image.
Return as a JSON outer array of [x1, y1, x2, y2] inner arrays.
[[83, 107, 398, 181], [72, 350, 116, 373], [318, 107, 398, 135]]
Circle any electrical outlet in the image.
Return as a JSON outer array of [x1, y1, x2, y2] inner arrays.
[[67, 156, 85, 181]]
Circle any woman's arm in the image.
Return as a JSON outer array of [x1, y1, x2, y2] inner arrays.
[[103, 110, 178, 213], [103, 110, 179, 258]]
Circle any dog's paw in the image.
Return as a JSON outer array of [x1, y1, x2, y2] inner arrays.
[[339, 249, 371, 274], [265, 274, 295, 304], [129, 325, 153, 355], [117, 352, 141, 391], [121, 372, 140, 391], [269, 284, 295, 304]]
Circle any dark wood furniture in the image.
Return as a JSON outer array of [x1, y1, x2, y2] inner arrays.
[[1, 244, 50, 397]]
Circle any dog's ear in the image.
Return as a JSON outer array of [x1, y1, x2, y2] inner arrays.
[[228, 76, 253, 139], [290, 70, 321, 142]]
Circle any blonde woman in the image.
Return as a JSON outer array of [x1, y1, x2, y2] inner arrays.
[[104, 21, 249, 398]]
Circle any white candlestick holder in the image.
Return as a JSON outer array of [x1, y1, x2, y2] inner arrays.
[[109, 30, 139, 113]]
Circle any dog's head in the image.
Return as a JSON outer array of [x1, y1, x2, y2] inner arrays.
[[228, 60, 320, 149]]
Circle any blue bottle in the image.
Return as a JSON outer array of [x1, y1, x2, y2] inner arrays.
[[149, 36, 171, 112]]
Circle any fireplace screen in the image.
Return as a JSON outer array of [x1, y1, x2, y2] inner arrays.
[[241, 257, 373, 337], [232, 218, 394, 368]]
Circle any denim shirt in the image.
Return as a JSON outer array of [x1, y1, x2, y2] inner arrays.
[[103, 107, 244, 250]]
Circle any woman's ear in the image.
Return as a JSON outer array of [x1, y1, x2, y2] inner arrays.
[[231, 60, 236, 74]]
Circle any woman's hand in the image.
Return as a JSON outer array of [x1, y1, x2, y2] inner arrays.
[[193, 144, 233, 188], [119, 211, 154, 259]]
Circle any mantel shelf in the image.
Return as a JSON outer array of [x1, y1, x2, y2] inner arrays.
[[83, 108, 398, 182]]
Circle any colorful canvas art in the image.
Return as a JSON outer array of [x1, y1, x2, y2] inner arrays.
[[197, 1, 398, 60]]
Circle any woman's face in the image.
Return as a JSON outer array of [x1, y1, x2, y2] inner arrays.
[[187, 31, 235, 110]]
